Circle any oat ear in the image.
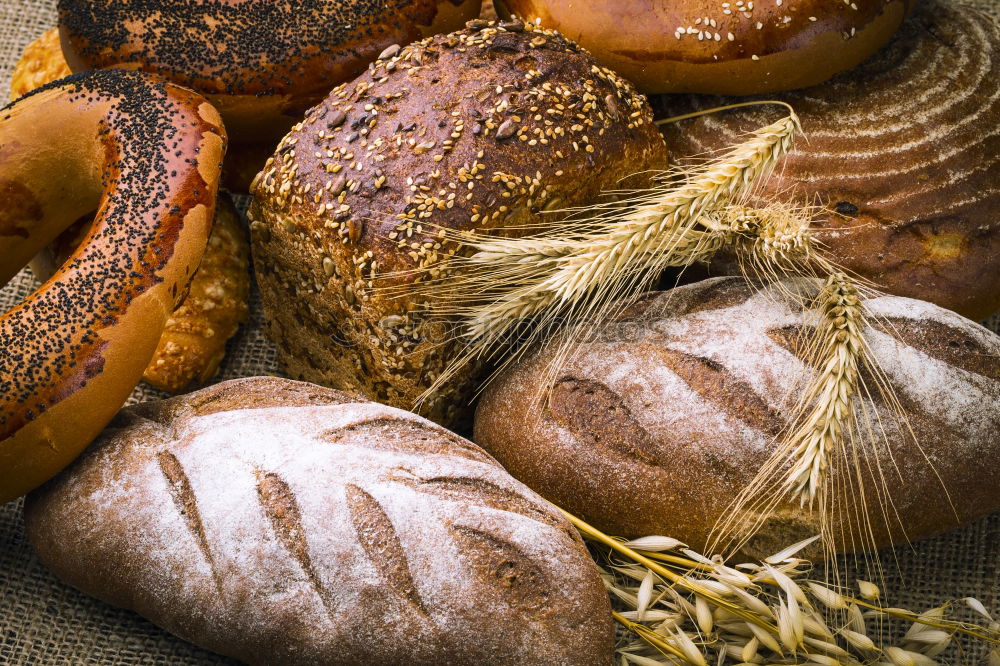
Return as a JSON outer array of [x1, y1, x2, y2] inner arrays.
[[562, 509, 1000, 664]]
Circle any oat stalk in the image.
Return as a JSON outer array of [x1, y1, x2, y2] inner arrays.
[[562, 510, 1000, 665]]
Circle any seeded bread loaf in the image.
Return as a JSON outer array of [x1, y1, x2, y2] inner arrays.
[[474, 278, 1000, 557], [653, 1, 1000, 320], [248, 19, 668, 428], [24, 377, 613, 666], [496, 0, 915, 95]]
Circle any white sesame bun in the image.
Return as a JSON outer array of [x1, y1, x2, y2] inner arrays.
[[496, 0, 916, 95]]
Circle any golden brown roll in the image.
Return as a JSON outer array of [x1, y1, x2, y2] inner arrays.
[[58, 0, 483, 143], [0, 69, 225, 503], [8, 28, 70, 100], [655, 1, 1000, 320], [248, 20, 668, 428], [496, 0, 915, 94]]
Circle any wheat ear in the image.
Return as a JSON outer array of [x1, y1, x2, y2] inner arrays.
[[706, 273, 949, 579], [470, 113, 799, 331], [406, 112, 801, 404], [785, 273, 866, 507]]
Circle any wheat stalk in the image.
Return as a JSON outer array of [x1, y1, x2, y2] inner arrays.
[[401, 112, 803, 404], [468, 113, 799, 332], [784, 273, 866, 508], [705, 273, 931, 569], [562, 510, 1000, 665]]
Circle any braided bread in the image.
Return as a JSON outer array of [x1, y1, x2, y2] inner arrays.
[[0, 70, 225, 502], [11, 38, 251, 393]]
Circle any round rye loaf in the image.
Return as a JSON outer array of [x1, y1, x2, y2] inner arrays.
[[654, 1, 1000, 321]]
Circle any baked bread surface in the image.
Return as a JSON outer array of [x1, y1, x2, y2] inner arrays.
[[474, 278, 1000, 556], [57, 0, 483, 141], [249, 19, 668, 428], [655, 1, 1000, 320], [497, 0, 915, 95], [24, 377, 613, 666]]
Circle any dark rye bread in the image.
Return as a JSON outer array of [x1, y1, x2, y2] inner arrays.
[[474, 278, 1000, 557], [653, 1, 1000, 320], [23, 377, 613, 666], [248, 19, 668, 428]]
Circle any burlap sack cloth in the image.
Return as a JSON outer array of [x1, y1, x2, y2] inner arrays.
[[2, 1, 1000, 663]]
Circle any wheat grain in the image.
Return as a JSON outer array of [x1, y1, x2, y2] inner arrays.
[[858, 580, 881, 602], [625, 536, 687, 552]]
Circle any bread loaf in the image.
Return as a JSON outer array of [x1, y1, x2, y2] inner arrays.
[[24, 377, 613, 666], [474, 278, 1000, 557], [58, 0, 483, 143], [496, 0, 914, 95], [0, 70, 225, 503], [26, 194, 251, 395], [654, 1, 1000, 321], [248, 19, 668, 428]]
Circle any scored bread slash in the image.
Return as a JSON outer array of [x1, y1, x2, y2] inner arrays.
[[23, 376, 614, 666]]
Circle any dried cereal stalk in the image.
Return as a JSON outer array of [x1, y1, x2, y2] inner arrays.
[[561, 510, 1000, 666], [404, 110, 803, 403], [784, 273, 867, 508], [706, 272, 939, 565]]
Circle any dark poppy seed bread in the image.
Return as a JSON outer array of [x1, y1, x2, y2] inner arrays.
[[58, 0, 483, 142], [654, 1, 1000, 320], [24, 377, 613, 666], [474, 278, 1000, 557], [248, 19, 668, 427]]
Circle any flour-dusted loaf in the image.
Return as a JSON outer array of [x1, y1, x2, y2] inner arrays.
[[474, 278, 1000, 557], [24, 377, 613, 666], [654, 1, 1000, 320], [248, 19, 668, 428]]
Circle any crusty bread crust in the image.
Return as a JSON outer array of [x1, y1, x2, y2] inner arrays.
[[24, 377, 613, 666], [474, 278, 1000, 557], [498, 0, 915, 95], [249, 19, 668, 428], [656, 1, 1000, 320], [58, 0, 483, 142]]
